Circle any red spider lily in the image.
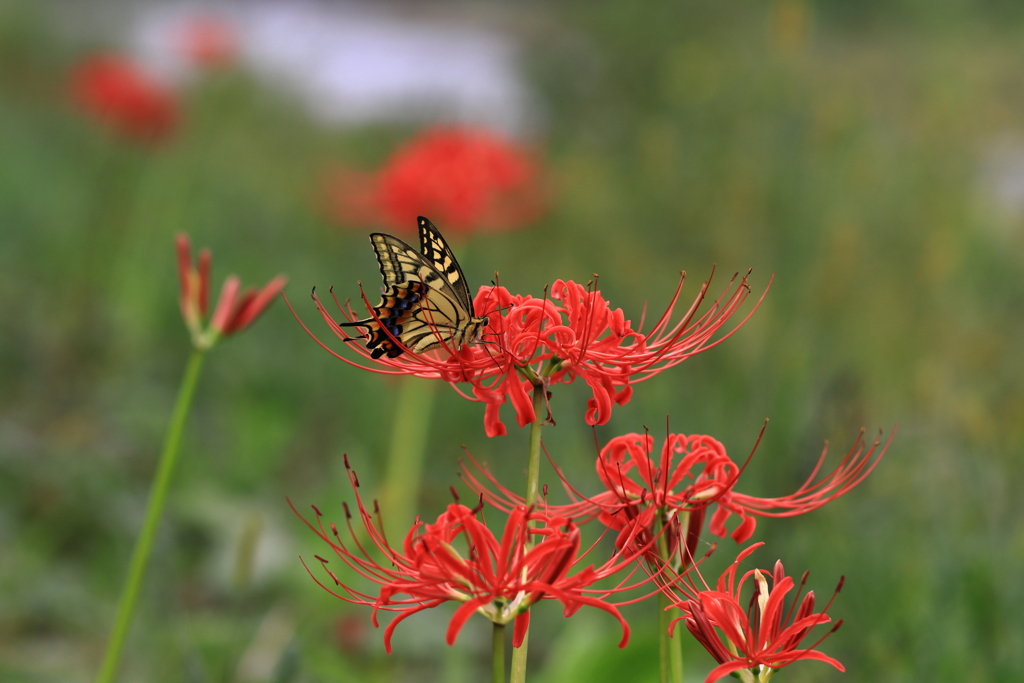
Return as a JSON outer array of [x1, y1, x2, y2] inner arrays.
[[325, 126, 545, 234], [176, 233, 287, 350], [291, 266, 764, 436], [462, 428, 891, 557], [667, 543, 845, 683], [177, 15, 237, 68], [291, 457, 663, 653], [70, 54, 179, 142]]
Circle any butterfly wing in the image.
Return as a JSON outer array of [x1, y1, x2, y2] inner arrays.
[[369, 231, 469, 311], [416, 216, 475, 314], [368, 232, 429, 288], [339, 224, 479, 358], [395, 281, 472, 354]]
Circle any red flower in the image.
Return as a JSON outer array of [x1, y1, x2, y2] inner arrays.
[[70, 54, 179, 142], [293, 267, 763, 436], [669, 544, 845, 683], [176, 233, 287, 350], [291, 457, 659, 653], [326, 127, 545, 235], [177, 15, 237, 68], [463, 428, 891, 555]]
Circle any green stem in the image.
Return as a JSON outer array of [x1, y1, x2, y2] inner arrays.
[[523, 383, 546, 507], [657, 512, 684, 683], [659, 588, 671, 683], [509, 382, 547, 683], [379, 376, 437, 540], [95, 350, 205, 683], [493, 622, 506, 683]]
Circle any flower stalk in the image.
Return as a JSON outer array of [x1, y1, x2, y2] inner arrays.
[[524, 379, 547, 506], [378, 376, 437, 539], [95, 349, 205, 683], [96, 235, 284, 683], [509, 380, 547, 683], [657, 512, 684, 683], [493, 622, 506, 683]]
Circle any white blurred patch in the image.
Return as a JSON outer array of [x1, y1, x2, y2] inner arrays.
[[177, 490, 294, 591], [130, 1, 539, 135], [235, 605, 296, 682], [977, 132, 1024, 235]]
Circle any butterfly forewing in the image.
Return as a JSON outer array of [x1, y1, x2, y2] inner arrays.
[[417, 216, 474, 313]]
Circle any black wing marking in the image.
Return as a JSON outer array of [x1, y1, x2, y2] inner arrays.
[[337, 281, 427, 358], [417, 216, 474, 313], [369, 232, 429, 288]]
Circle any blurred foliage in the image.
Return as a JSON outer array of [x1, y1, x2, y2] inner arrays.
[[3, 0, 1024, 682]]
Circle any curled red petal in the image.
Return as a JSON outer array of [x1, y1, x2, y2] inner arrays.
[[446, 598, 489, 646], [512, 610, 530, 648], [507, 374, 536, 428], [730, 515, 757, 543]]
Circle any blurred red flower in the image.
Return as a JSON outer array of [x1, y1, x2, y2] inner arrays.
[[669, 544, 845, 683], [176, 233, 287, 350], [177, 15, 237, 68], [333, 613, 368, 655], [294, 268, 763, 436], [70, 54, 179, 142], [326, 127, 545, 234], [292, 457, 658, 653]]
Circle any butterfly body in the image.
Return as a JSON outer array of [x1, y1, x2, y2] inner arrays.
[[340, 217, 488, 359]]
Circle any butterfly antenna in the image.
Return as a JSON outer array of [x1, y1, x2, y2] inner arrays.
[[482, 303, 513, 318]]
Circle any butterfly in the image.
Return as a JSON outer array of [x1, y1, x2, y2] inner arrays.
[[339, 217, 490, 359]]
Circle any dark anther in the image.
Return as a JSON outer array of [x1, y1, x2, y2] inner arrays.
[[471, 494, 485, 514]]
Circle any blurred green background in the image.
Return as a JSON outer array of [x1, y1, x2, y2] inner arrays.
[[3, 0, 1024, 681]]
